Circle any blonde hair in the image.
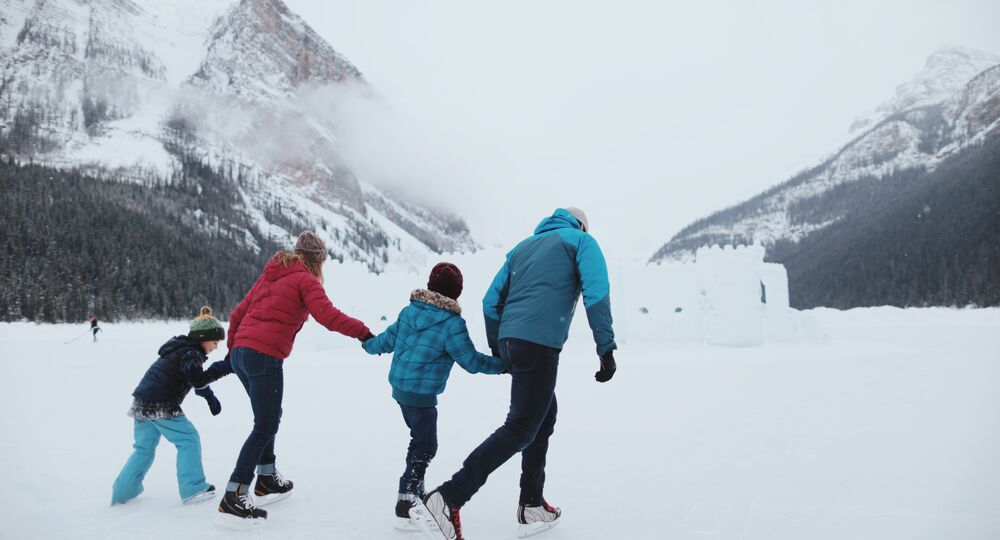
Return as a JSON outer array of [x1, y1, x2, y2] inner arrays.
[[275, 251, 324, 282]]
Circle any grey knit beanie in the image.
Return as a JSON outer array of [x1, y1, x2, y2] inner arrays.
[[565, 207, 589, 232], [295, 231, 327, 263]]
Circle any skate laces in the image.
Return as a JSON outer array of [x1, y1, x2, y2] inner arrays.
[[238, 489, 255, 509], [450, 507, 463, 538], [273, 470, 288, 487]]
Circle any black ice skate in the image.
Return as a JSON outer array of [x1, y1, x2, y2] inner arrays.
[[254, 470, 293, 506], [215, 487, 267, 530], [394, 497, 420, 531]]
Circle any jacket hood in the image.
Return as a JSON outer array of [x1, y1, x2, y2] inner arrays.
[[534, 208, 583, 235], [406, 289, 461, 330], [158, 335, 202, 358], [262, 254, 312, 282]]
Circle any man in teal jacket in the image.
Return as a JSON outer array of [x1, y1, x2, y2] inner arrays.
[[417, 208, 617, 540]]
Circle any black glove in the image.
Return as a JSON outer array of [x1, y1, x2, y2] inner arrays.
[[206, 357, 233, 378], [595, 350, 616, 383], [359, 331, 376, 343], [194, 387, 222, 416], [489, 347, 510, 374]]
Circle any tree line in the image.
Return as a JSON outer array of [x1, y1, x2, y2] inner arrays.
[[0, 158, 285, 322], [773, 133, 1000, 308]]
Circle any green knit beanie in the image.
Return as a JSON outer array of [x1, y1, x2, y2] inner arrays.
[[189, 306, 225, 342]]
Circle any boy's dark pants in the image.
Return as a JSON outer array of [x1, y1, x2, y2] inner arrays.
[[439, 337, 559, 507], [398, 404, 438, 496], [228, 347, 283, 488]]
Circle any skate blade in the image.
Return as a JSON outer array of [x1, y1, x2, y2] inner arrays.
[[393, 516, 420, 532], [182, 491, 217, 505], [408, 501, 447, 539], [213, 512, 265, 530], [518, 520, 559, 538], [254, 491, 291, 507]]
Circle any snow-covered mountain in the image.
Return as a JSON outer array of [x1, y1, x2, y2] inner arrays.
[[651, 46, 1000, 262], [0, 0, 474, 273]]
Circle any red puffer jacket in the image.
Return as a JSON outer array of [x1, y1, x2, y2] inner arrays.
[[228, 255, 370, 360]]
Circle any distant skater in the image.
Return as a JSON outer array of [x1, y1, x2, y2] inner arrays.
[[111, 307, 232, 506], [91, 316, 101, 342]]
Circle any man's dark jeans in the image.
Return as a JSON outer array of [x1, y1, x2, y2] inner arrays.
[[440, 338, 559, 507], [228, 347, 283, 487], [398, 404, 438, 496]]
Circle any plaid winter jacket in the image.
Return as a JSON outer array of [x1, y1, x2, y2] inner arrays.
[[363, 289, 504, 406]]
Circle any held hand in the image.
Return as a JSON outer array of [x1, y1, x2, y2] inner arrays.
[[195, 387, 222, 416], [358, 331, 376, 343], [490, 347, 510, 375], [595, 350, 617, 383]]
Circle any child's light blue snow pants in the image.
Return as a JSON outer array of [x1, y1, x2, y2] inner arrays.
[[111, 416, 211, 504]]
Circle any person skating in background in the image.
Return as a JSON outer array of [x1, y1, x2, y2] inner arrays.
[[111, 307, 233, 506], [90, 316, 101, 342], [361, 263, 506, 532], [413, 208, 618, 540], [218, 231, 373, 528]]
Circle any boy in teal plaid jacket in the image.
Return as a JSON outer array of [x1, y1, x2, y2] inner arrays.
[[362, 262, 504, 529]]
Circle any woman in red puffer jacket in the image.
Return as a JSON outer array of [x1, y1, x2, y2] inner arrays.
[[217, 231, 373, 527]]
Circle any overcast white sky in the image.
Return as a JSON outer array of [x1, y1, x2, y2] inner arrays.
[[284, 0, 1000, 260]]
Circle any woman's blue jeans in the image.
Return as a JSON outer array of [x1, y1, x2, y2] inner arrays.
[[227, 347, 283, 489]]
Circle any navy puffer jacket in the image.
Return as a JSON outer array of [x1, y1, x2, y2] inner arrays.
[[132, 336, 232, 404]]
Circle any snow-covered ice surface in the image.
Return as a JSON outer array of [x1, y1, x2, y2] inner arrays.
[[1, 271, 998, 538]]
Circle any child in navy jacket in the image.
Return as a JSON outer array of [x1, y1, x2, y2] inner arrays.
[[111, 307, 233, 506], [362, 263, 504, 529]]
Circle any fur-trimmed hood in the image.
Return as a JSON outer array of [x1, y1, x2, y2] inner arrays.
[[410, 289, 461, 315]]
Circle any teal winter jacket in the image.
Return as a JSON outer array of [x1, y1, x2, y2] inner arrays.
[[483, 208, 617, 355], [363, 289, 504, 406]]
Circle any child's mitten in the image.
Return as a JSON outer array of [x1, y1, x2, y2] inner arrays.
[[194, 387, 222, 416]]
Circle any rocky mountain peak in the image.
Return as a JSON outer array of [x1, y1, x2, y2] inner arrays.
[[1, 0, 476, 274], [192, 0, 364, 101], [849, 45, 1000, 133]]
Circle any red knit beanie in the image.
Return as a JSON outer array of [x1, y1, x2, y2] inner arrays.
[[428, 262, 463, 300]]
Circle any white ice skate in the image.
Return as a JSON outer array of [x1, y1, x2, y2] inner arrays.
[[409, 490, 460, 539], [182, 485, 216, 505], [517, 501, 561, 538]]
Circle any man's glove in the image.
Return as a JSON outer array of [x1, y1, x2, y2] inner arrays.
[[359, 331, 376, 343], [194, 387, 222, 416], [595, 350, 616, 383]]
